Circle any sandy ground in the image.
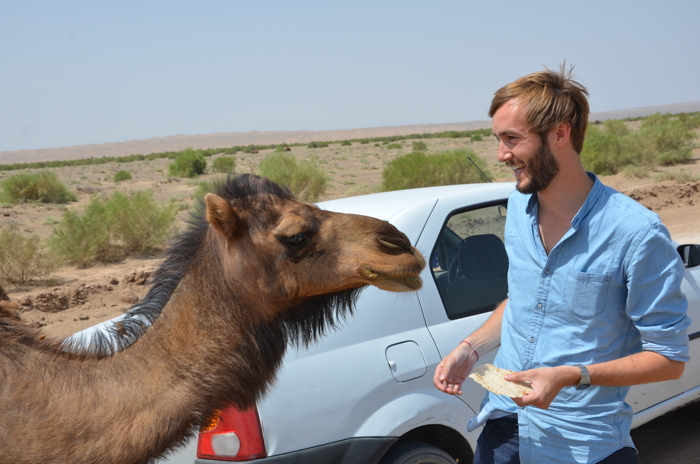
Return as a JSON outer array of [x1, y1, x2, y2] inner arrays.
[[2, 129, 700, 462]]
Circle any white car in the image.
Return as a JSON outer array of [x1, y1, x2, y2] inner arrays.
[[74, 183, 700, 463]]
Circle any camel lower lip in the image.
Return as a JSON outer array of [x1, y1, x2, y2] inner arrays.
[[361, 269, 423, 290]]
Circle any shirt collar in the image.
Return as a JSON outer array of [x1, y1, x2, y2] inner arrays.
[[524, 172, 603, 230]]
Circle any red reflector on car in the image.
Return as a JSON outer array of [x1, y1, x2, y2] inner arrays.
[[197, 405, 266, 461]]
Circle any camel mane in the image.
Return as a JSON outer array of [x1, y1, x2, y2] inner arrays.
[[50, 174, 361, 357]]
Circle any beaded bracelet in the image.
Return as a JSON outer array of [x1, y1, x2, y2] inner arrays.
[[460, 340, 479, 362]]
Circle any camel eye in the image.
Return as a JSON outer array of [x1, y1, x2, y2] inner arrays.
[[287, 233, 306, 246]]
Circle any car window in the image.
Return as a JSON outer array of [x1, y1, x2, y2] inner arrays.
[[431, 203, 508, 319]]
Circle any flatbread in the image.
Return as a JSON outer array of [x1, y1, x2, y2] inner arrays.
[[468, 364, 533, 398]]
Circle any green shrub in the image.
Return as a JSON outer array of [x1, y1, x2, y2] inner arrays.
[[212, 156, 236, 174], [307, 141, 329, 149], [386, 143, 403, 150], [258, 153, 328, 202], [168, 149, 207, 178], [381, 149, 491, 191], [471, 134, 483, 142], [0, 227, 57, 284], [582, 116, 696, 175], [0, 171, 77, 204], [411, 141, 428, 151], [49, 191, 178, 266], [581, 124, 637, 175], [114, 170, 132, 182], [341, 140, 352, 146], [639, 114, 696, 165]]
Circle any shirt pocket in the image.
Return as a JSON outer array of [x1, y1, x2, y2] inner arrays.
[[566, 269, 611, 319]]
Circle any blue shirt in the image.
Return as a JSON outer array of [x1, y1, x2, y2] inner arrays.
[[468, 174, 690, 463]]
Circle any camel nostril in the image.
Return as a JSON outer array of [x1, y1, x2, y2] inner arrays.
[[378, 238, 403, 250]]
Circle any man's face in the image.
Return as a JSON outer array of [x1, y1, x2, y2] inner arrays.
[[492, 101, 560, 194]]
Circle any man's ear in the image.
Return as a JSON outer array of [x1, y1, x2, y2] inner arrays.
[[553, 122, 572, 148], [205, 193, 239, 239]]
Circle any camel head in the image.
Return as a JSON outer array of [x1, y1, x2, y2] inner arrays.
[[203, 175, 425, 315]]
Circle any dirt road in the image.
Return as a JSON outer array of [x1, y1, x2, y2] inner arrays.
[[632, 400, 700, 463]]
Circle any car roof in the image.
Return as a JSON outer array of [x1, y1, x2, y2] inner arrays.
[[317, 183, 514, 221]]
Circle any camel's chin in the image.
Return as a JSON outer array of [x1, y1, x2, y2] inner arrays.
[[377, 276, 423, 292]]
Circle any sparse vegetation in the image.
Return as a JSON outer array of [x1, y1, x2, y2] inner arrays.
[[258, 153, 328, 202], [114, 170, 132, 182], [386, 143, 402, 149], [168, 149, 207, 178], [411, 141, 428, 151], [211, 156, 236, 174], [0, 227, 57, 284], [49, 191, 179, 266], [0, 171, 77, 204], [654, 169, 700, 183], [582, 114, 698, 176], [382, 149, 491, 191]]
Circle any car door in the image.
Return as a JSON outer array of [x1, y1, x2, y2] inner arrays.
[[415, 184, 514, 414]]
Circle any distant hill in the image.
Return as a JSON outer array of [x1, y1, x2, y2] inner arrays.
[[2, 101, 699, 165]]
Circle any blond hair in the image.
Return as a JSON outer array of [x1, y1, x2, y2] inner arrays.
[[489, 64, 590, 153]]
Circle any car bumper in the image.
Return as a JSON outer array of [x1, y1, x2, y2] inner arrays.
[[194, 437, 398, 464]]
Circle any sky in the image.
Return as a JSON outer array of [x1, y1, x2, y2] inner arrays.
[[1, 0, 699, 152]]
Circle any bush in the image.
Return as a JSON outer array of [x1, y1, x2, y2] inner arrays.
[[639, 114, 696, 165], [582, 116, 696, 175], [386, 143, 403, 150], [307, 141, 329, 149], [212, 156, 236, 174], [258, 153, 328, 202], [0, 171, 77, 204], [0, 227, 57, 284], [114, 170, 132, 182], [471, 134, 483, 142], [49, 191, 179, 266], [381, 149, 491, 191], [168, 149, 207, 178], [341, 141, 352, 146], [411, 141, 428, 151]]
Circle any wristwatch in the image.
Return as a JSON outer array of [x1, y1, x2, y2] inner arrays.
[[574, 364, 591, 390]]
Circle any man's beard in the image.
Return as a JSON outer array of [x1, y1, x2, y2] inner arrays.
[[516, 135, 560, 194]]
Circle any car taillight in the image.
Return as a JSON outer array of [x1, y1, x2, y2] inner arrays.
[[197, 405, 266, 461]]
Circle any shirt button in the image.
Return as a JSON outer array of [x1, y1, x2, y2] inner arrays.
[[529, 337, 534, 343], [545, 269, 550, 275], [537, 303, 542, 309]]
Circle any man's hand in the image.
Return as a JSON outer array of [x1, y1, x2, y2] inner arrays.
[[433, 343, 478, 396], [505, 365, 581, 409]]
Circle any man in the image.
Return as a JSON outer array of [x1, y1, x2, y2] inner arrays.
[[433, 65, 690, 464]]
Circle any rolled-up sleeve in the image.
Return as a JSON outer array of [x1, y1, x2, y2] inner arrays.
[[625, 222, 691, 362]]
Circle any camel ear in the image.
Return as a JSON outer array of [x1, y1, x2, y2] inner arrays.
[[205, 193, 239, 238]]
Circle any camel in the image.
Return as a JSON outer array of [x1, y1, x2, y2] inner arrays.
[[0, 174, 425, 464]]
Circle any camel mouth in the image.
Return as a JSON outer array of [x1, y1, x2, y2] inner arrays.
[[360, 267, 424, 292]]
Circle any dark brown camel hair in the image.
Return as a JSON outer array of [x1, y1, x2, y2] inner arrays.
[[0, 174, 425, 464]]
